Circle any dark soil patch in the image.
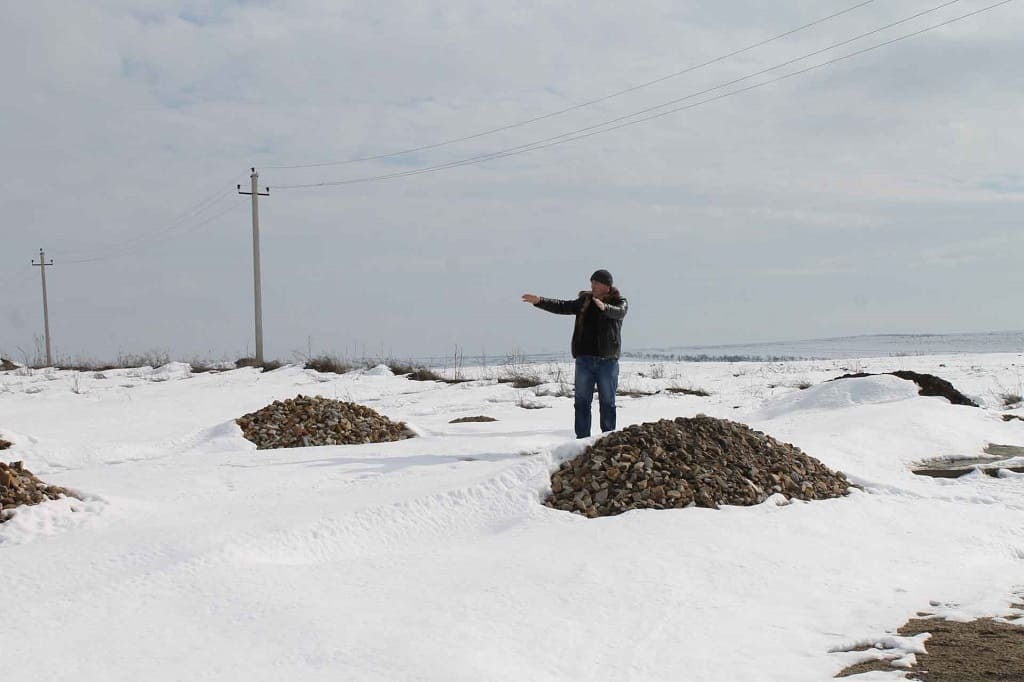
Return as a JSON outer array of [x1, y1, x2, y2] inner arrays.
[[831, 371, 978, 407], [545, 415, 849, 518], [1003, 414, 1024, 423], [507, 376, 548, 387], [497, 376, 544, 389], [0, 438, 10, 451], [448, 416, 498, 424], [1, 460, 78, 521], [0, 358, 17, 371], [837, 616, 1024, 680], [664, 387, 711, 397], [617, 389, 658, 398]]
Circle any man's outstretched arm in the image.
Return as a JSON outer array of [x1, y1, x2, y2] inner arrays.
[[595, 297, 628, 320], [522, 293, 581, 315]]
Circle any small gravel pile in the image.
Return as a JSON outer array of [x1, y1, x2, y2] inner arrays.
[[1, 460, 78, 522], [237, 394, 416, 449], [545, 415, 849, 518]]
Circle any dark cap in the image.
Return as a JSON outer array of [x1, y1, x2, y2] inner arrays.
[[590, 269, 613, 286]]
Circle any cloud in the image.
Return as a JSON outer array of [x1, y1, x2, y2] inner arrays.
[[3, 0, 1024, 359]]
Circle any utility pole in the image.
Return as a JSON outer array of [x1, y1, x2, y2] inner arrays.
[[31, 248, 54, 366], [238, 168, 270, 365]]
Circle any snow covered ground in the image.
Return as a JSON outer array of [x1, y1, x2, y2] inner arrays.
[[2, 353, 1023, 681]]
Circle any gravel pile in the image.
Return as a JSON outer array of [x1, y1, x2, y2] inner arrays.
[[545, 415, 849, 518], [1, 460, 78, 522], [237, 394, 416, 449]]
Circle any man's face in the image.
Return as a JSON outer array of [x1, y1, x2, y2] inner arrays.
[[590, 280, 611, 298]]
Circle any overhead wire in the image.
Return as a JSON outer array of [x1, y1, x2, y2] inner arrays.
[[51, 171, 248, 264], [274, 0, 1009, 190], [262, 0, 877, 170], [61, 199, 244, 265]]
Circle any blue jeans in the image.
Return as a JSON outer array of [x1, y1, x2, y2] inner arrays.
[[574, 356, 619, 438]]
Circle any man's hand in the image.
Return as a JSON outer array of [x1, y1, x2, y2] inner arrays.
[[522, 294, 540, 305], [592, 297, 606, 311]]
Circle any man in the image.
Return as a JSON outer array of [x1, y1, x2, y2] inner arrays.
[[522, 269, 628, 438]]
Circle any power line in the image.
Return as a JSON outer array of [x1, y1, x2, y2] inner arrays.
[[262, 0, 876, 170], [52, 172, 247, 262], [275, 0, 1009, 191], [52, 189, 229, 261], [61, 200, 243, 265], [275, 0, 972, 189]]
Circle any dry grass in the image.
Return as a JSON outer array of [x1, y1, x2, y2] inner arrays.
[[385, 359, 419, 376], [304, 355, 354, 374], [187, 359, 219, 374], [405, 367, 474, 384], [236, 357, 283, 372], [407, 367, 446, 382]]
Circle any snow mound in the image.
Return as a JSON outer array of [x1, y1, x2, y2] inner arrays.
[[147, 362, 193, 381], [831, 370, 979, 407], [754, 375, 919, 420], [0, 495, 107, 546]]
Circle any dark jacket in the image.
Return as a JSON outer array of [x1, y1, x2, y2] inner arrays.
[[534, 288, 628, 359]]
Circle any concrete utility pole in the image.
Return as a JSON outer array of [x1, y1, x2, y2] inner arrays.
[[31, 248, 54, 366], [238, 168, 270, 365]]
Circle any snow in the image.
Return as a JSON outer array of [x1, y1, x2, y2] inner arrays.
[[2, 354, 1024, 680], [751, 374, 920, 419]]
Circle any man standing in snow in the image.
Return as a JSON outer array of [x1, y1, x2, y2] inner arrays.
[[522, 270, 628, 439]]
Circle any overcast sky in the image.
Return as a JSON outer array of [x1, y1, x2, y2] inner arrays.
[[2, 0, 1022, 364]]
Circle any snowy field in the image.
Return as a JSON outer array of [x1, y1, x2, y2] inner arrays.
[[2, 353, 1024, 681]]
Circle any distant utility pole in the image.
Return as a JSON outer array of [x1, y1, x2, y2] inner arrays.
[[31, 248, 54, 366], [238, 168, 270, 365]]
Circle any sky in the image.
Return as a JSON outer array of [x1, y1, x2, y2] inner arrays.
[[2, 0, 1023, 364]]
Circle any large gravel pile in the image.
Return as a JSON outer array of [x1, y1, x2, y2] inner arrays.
[[545, 415, 849, 518], [1, 460, 78, 522], [237, 394, 416, 449]]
